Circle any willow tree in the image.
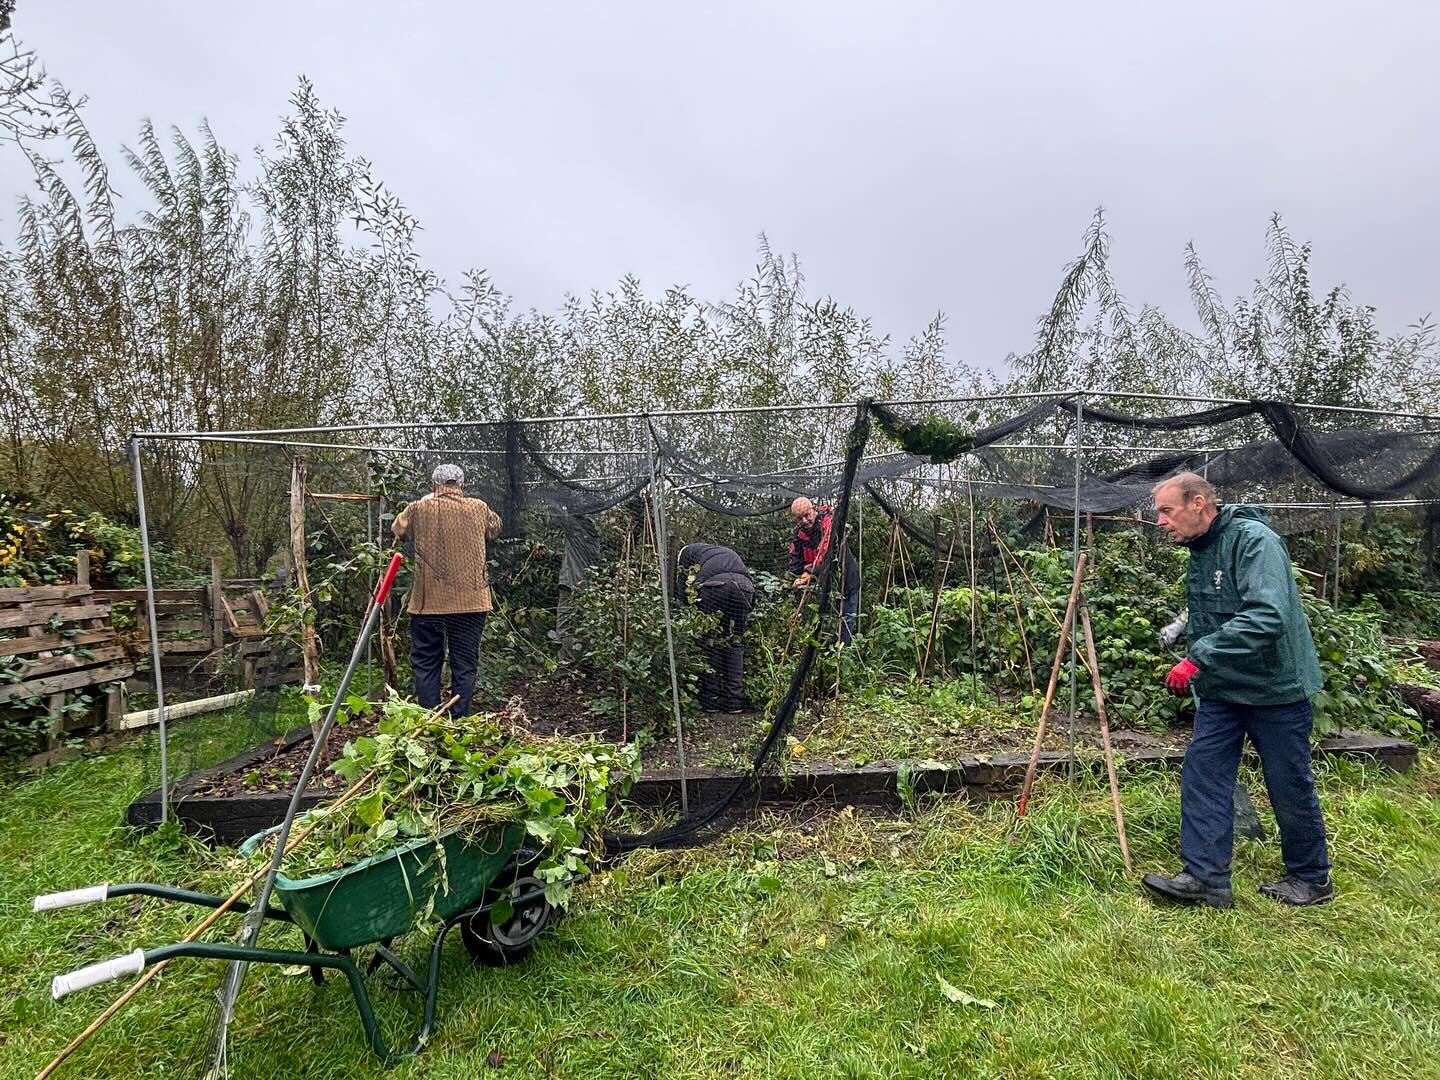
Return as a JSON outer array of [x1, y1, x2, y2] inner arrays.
[[1011, 208, 1438, 416]]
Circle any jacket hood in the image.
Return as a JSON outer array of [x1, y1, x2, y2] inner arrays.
[[1219, 504, 1270, 527], [1184, 503, 1270, 549]]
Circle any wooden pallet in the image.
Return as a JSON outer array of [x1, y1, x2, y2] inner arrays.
[[101, 558, 301, 693], [0, 553, 134, 749]]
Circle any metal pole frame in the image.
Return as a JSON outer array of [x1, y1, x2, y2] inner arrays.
[[1068, 394, 1084, 776], [646, 422, 689, 815], [1332, 502, 1343, 608], [130, 436, 170, 823], [856, 481, 864, 621], [133, 388, 1440, 444]]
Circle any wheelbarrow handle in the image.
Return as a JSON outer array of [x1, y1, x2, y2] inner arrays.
[[52, 949, 146, 1000], [33, 884, 108, 912], [33, 882, 291, 921]]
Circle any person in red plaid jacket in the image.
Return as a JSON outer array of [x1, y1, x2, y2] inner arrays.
[[788, 497, 860, 644]]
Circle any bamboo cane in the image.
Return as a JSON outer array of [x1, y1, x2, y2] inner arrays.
[[35, 695, 459, 1080], [987, 519, 1037, 697], [1014, 553, 1087, 819], [1077, 597, 1133, 872]]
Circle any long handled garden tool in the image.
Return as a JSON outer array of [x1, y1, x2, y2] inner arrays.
[[33, 693, 460, 1080], [201, 552, 404, 1078], [35, 765, 380, 1080]]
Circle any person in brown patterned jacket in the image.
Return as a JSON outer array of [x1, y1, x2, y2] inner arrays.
[[391, 463, 502, 717]]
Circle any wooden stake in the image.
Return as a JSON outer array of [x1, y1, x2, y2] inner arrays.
[[289, 457, 321, 696], [877, 516, 899, 609], [919, 511, 942, 679], [1015, 553, 1087, 818], [208, 558, 226, 653], [1077, 595, 1133, 873]]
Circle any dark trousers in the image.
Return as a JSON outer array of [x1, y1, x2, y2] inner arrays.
[[410, 611, 487, 718], [697, 581, 752, 710], [1181, 697, 1331, 889]]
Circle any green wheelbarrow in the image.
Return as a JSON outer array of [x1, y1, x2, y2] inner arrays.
[[36, 823, 567, 1063]]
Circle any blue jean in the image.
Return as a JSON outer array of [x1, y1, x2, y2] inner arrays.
[[840, 587, 860, 645], [410, 612, 487, 718], [1181, 697, 1331, 889]]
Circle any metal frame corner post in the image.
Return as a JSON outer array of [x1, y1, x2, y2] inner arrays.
[[645, 421, 689, 815], [130, 435, 170, 822], [1068, 393, 1084, 776]]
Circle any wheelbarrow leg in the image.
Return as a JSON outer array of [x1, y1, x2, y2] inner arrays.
[[136, 941, 408, 1063], [413, 921, 460, 1051], [371, 939, 428, 995], [303, 934, 325, 985]]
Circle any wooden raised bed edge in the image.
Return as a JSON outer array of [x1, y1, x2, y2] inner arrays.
[[125, 726, 1421, 846]]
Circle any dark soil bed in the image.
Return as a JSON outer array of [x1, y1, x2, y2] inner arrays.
[[174, 673, 1419, 837], [190, 674, 765, 797]]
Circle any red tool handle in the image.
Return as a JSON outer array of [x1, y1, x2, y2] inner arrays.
[[374, 553, 403, 606]]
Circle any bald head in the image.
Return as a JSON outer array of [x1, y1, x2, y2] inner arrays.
[[790, 496, 818, 528]]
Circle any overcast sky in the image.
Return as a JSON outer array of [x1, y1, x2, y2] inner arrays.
[[4, 1, 1438, 374]]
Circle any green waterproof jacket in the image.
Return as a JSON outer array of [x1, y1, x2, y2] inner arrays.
[[1183, 504, 1324, 705]]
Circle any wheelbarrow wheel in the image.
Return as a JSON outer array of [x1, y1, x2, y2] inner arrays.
[[460, 875, 559, 967]]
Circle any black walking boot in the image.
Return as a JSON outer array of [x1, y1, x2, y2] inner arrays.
[[696, 667, 724, 713], [1258, 874, 1334, 906], [1141, 870, 1234, 909]]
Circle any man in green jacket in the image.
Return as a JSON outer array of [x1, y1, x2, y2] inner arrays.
[[1142, 472, 1333, 909]]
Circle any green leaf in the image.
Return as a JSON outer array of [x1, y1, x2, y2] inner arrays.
[[526, 818, 557, 841], [935, 974, 996, 1009], [354, 790, 385, 828]]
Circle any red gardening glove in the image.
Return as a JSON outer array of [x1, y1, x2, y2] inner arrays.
[[1165, 658, 1200, 695]]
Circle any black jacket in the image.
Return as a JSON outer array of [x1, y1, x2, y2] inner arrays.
[[677, 543, 754, 603]]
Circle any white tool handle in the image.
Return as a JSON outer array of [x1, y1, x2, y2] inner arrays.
[[51, 949, 146, 1000], [33, 884, 109, 912]]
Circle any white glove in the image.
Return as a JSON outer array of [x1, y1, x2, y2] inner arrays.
[[1158, 610, 1189, 649]]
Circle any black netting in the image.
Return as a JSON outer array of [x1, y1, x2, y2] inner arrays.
[[132, 391, 1440, 849]]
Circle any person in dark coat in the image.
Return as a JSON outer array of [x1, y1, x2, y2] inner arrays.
[[1142, 472, 1332, 910], [677, 542, 755, 713]]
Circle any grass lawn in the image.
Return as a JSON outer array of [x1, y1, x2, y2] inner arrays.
[[2, 715, 1439, 1079]]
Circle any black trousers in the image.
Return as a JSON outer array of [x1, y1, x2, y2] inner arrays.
[[410, 611, 487, 718], [696, 581, 753, 710]]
